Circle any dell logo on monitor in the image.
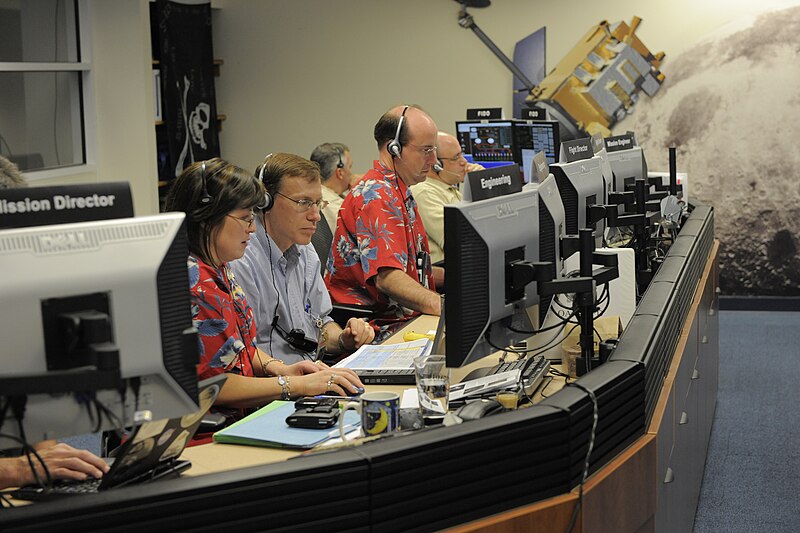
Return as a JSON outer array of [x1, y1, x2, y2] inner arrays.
[[38, 232, 91, 253], [496, 202, 517, 219]]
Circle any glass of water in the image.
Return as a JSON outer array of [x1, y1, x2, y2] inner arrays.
[[413, 355, 450, 421]]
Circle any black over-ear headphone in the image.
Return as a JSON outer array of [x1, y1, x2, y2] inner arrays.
[[387, 105, 409, 158], [198, 162, 213, 204], [257, 153, 275, 211]]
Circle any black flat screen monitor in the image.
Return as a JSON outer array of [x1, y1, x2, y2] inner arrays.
[[514, 120, 560, 173], [455, 120, 516, 164], [443, 189, 541, 368], [0, 213, 200, 450]]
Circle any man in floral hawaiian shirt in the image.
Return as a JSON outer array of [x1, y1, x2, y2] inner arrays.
[[324, 105, 444, 339]]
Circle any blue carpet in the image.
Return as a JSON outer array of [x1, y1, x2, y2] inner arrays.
[[694, 311, 800, 532]]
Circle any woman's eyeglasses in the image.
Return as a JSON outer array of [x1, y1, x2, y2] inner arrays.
[[226, 212, 256, 229]]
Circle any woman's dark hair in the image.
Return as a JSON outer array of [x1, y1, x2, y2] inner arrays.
[[164, 158, 264, 266]]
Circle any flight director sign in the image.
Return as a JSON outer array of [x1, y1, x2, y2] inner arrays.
[[464, 165, 523, 202], [0, 183, 134, 229]]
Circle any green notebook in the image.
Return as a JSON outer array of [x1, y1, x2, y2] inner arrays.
[[213, 401, 360, 449]]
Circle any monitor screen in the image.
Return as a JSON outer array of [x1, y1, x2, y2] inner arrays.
[[514, 120, 560, 168], [550, 155, 607, 240], [443, 189, 541, 368], [455, 120, 515, 164], [0, 213, 200, 449]]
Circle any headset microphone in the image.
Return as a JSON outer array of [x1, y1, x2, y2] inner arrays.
[[433, 161, 443, 173], [387, 106, 410, 157]]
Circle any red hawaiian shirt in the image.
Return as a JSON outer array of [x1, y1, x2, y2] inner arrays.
[[324, 160, 435, 338], [188, 254, 257, 380]]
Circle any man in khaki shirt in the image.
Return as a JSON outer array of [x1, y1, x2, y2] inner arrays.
[[411, 132, 483, 264], [310, 142, 353, 232]]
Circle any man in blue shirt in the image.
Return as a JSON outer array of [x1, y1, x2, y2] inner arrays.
[[230, 153, 374, 364]]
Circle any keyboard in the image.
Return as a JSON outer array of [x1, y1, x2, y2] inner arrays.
[[461, 355, 551, 398], [12, 477, 103, 500], [356, 368, 416, 385]]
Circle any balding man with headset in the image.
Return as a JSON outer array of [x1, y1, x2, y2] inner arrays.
[[325, 105, 443, 340], [411, 131, 484, 265]]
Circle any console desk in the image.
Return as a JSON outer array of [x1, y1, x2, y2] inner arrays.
[[450, 240, 719, 533], [0, 211, 717, 533]]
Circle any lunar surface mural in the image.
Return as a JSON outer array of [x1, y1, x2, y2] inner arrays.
[[616, 5, 800, 296]]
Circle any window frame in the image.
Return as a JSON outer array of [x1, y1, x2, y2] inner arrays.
[[0, 0, 95, 181]]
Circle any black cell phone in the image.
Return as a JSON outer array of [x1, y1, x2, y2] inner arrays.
[[286, 402, 340, 429], [294, 397, 338, 409]]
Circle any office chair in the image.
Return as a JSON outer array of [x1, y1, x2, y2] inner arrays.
[[311, 217, 376, 328], [311, 216, 334, 276]]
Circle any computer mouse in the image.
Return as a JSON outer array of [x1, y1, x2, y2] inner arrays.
[[323, 387, 364, 397], [454, 399, 505, 421]]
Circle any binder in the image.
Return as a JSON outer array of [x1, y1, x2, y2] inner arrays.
[[213, 401, 360, 449]]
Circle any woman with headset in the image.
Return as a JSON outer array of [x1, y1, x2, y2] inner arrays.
[[165, 158, 363, 419]]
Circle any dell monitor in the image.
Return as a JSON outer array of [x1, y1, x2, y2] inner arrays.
[[550, 155, 607, 241], [523, 174, 567, 327], [443, 189, 542, 368], [0, 213, 200, 450], [455, 120, 516, 164], [514, 120, 560, 179], [605, 144, 647, 193]]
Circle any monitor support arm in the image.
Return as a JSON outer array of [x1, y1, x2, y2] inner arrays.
[[509, 229, 619, 367], [457, 5, 536, 93]]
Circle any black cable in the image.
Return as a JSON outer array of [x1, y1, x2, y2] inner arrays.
[[565, 382, 599, 533], [594, 283, 611, 319], [484, 312, 576, 356], [265, 225, 280, 362], [7, 397, 54, 490], [538, 376, 555, 399], [507, 308, 576, 335]]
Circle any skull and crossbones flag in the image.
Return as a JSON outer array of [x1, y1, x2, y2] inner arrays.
[[157, 0, 220, 179]]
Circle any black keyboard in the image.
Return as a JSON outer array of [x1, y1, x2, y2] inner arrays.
[[356, 368, 416, 385], [12, 477, 103, 500], [462, 355, 550, 397]]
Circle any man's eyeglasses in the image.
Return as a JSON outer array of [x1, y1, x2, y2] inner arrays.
[[406, 143, 438, 156], [438, 151, 465, 163], [227, 212, 256, 230], [276, 192, 329, 212]]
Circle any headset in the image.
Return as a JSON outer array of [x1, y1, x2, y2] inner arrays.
[[198, 161, 213, 204], [336, 149, 344, 169], [272, 316, 319, 354], [256, 152, 320, 357], [256, 153, 275, 211], [387, 105, 409, 157], [432, 160, 443, 173]]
